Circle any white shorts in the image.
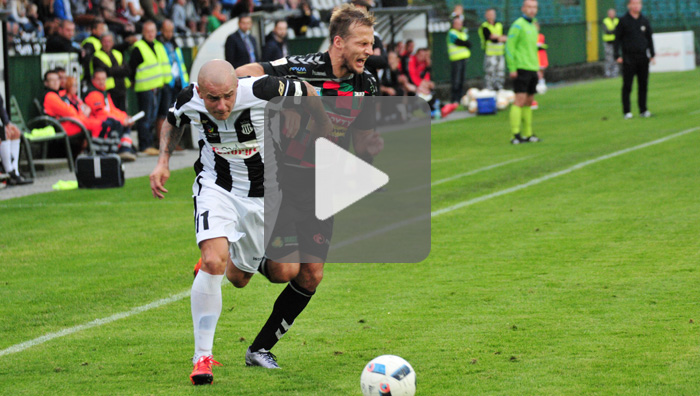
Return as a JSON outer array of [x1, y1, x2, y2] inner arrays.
[[193, 179, 264, 274]]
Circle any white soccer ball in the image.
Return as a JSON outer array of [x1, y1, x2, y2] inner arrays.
[[496, 98, 508, 110], [468, 100, 478, 113], [360, 355, 416, 396], [460, 94, 471, 107], [466, 87, 479, 101]]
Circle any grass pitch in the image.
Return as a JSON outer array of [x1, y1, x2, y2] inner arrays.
[[1, 69, 699, 395]]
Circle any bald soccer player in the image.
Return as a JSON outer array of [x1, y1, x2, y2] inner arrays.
[[149, 60, 322, 385]]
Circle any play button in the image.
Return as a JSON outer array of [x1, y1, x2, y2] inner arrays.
[[315, 137, 389, 221]]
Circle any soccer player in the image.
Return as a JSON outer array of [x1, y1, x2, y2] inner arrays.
[[233, 3, 383, 369], [149, 59, 318, 385], [506, 0, 541, 144]]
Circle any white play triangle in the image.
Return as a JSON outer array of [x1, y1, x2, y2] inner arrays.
[[315, 138, 389, 221]]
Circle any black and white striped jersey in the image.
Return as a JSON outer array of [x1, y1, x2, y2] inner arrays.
[[167, 75, 307, 197]]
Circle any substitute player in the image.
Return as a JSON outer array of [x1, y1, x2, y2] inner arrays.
[[506, 0, 541, 144], [149, 59, 318, 385], [233, 4, 383, 368]]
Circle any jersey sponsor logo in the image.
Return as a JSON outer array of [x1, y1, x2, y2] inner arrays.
[[210, 141, 260, 159], [354, 91, 365, 96], [199, 112, 220, 140], [312, 70, 327, 77], [290, 66, 307, 74]]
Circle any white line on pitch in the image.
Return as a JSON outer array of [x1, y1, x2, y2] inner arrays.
[[0, 290, 191, 357], [690, 110, 700, 115], [431, 126, 699, 217], [401, 156, 532, 194], [332, 126, 700, 251], [4, 127, 698, 357]]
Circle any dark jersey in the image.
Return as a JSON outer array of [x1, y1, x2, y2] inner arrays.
[[260, 51, 378, 167]]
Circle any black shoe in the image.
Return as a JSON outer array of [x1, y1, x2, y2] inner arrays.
[[510, 134, 526, 145], [525, 135, 541, 143], [7, 171, 33, 186]]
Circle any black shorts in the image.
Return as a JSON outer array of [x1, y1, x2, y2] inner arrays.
[[513, 69, 538, 95], [266, 168, 333, 262]]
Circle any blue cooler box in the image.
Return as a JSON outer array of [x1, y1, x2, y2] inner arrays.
[[477, 97, 497, 115]]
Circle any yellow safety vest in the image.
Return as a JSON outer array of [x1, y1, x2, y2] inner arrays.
[[93, 49, 132, 90], [602, 17, 619, 42], [478, 21, 505, 56], [81, 35, 102, 52], [132, 40, 172, 92], [447, 28, 471, 61]]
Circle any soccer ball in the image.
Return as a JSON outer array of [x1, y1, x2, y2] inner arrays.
[[468, 100, 478, 113], [360, 355, 416, 396], [466, 87, 479, 101]]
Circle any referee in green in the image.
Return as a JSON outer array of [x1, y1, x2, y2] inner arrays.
[[506, 0, 540, 144]]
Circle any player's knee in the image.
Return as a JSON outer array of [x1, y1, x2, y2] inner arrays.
[[200, 253, 227, 275], [268, 261, 300, 283], [295, 265, 323, 290], [226, 271, 251, 288]]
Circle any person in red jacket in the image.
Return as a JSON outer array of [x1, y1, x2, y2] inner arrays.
[[42, 69, 95, 159], [84, 68, 137, 161]]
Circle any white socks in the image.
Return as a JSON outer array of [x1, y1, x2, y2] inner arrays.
[[0, 140, 13, 173], [11, 138, 19, 173], [191, 270, 224, 363]]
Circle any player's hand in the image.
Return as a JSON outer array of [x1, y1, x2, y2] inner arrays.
[[304, 81, 318, 96], [5, 123, 20, 140], [649, 57, 655, 65], [281, 109, 301, 138], [149, 163, 170, 199], [616, 57, 623, 64], [364, 132, 384, 157], [510, 71, 517, 79]]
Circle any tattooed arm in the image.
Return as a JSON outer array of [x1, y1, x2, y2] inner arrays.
[[149, 120, 183, 199]]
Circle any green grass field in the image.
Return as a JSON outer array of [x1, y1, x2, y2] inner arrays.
[[1, 69, 700, 395]]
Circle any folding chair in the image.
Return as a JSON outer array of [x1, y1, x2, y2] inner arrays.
[[32, 96, 95, 156], [11, 95, 74, 179]]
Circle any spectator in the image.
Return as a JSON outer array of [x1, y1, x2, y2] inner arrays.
[[81, 18, 108, 78], [183, 0, 201, 33], [53, 0, 73, 21], [287, 0, 319, 37], [42, 70, 94, 158], [262, 19, 288, 62], [602, 8, 619, 78], [24, 3, 44, 37], [55, 67, 69, 95], [224, 14, 259, 68], [140, 0, 166, 25], [222, 0, 253, 20], [36, 0, 55, 23], [450, 4, 464, 23], [399, 39, 414, 75], [479, 8, 507, 90], [170, 0, 189, 33], [129, 20, 170, 155], [380, 51, 414, 97], [45, 19, 83, 55], [0, 93, 32, 185], [157, 19, 189, 144], [123, 0, 144, 26], [92, 32, 132, 111], [100, 0, 137, 40], [84, 68, 137, 160], [206, 1, 227, 33], [408, 47, 432, 91], [446, 15, 471, 107]]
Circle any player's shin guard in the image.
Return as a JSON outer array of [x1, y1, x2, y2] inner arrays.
[[191, 271, 224, 362], [510, 105, 523, 135], [521, 106, 533, 138], [250, 280, 315, 351]]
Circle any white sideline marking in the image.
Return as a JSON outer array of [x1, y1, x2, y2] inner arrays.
[[690, 110, 700, 115], [431, 126, 699, 217], [0, 290, 191, 357], [401, 157, 531, 194], [431, 156, 531, 187], [3, 127, 698, 357], [332, 126, 700, 251]]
